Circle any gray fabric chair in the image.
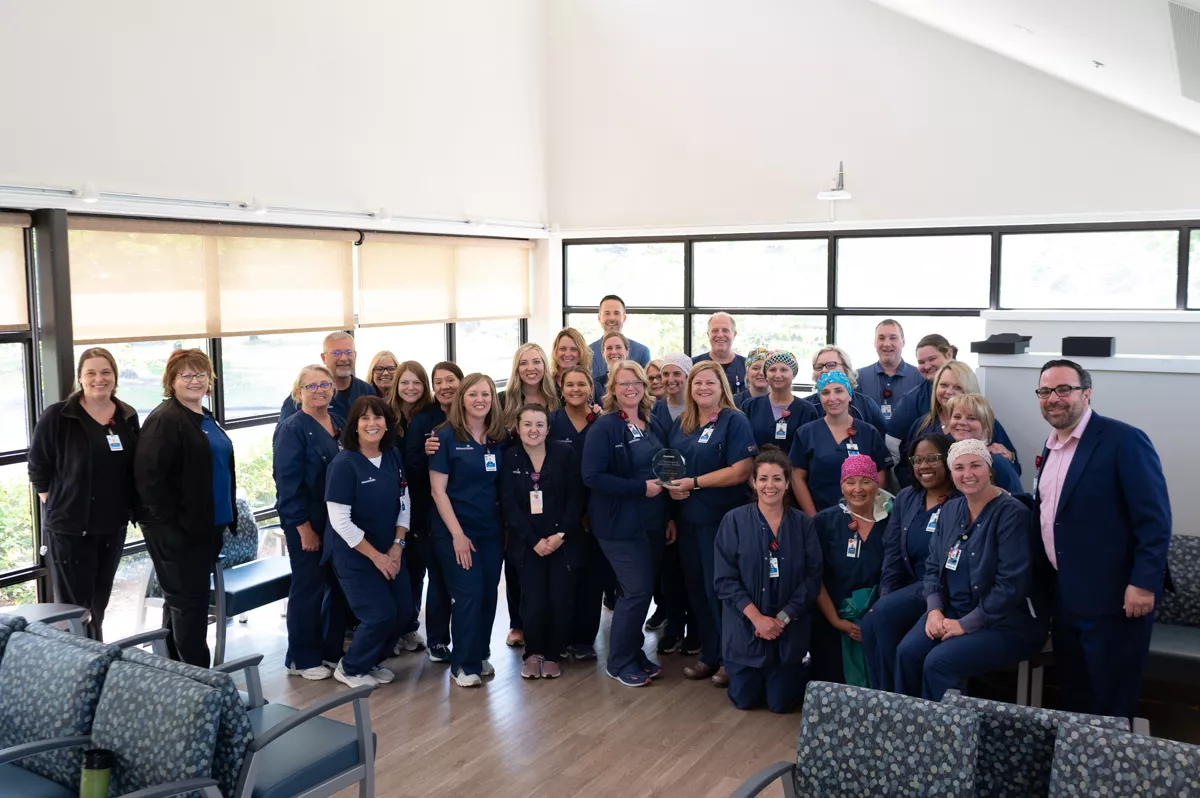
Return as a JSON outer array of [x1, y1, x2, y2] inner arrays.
[[943, 691, 1130, 797], [1048, 722, 1200, 796], [729, 681, 981, 798]]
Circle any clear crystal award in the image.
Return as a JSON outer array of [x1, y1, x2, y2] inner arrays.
[[652, 449, 686, 485]]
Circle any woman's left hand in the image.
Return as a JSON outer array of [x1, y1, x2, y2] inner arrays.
[[940, 618, 965, 640], [987, 443, 1014, 462], [666, 478, 694, 501]]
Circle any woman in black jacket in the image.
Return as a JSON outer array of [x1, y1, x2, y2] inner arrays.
[[28, 347, 139, 640], [500, 403, 584, 679], [134, 348, 237, 666]]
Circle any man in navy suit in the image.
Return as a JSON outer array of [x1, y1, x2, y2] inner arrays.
[[1034, 359, 1171, 720]]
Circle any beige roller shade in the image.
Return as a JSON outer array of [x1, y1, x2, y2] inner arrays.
[[358, 233, 531, 327], [0, 223, 29, 331]]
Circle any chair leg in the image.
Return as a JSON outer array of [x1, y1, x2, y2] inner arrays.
[[1133, 717, 1150, 735], [213, 567, 228, 666], [238, 613, 248, 624], [1015, 660, 1030, 706], [1030, 665, 1044, 708]]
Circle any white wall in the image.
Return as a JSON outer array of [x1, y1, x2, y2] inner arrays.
[[546, 0, 1200, 232], [0, 0, 547, 226]]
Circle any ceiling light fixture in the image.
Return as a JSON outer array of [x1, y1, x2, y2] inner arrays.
[[1093, 60, 1106, 68], [1013, 24, 1033, 34]]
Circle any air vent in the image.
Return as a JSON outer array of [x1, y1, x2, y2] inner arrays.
[[1169, 0, 1200, 103]]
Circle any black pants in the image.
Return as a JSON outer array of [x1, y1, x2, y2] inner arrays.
[[505, 544, 523, 631], [659, 537, 691, 639], [143, 522, 224, 667], [520, 549, 576, 662], [404, 529, 429, 635], [50, 528, 126, 641]]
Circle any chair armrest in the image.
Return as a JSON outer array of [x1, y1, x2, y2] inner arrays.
[[249, 685, 375, 751], [112, 628, 170, 650], [213, 653, 266, 708], [0, 735, 90, 766], [728, 761, 798, 798], [118, 777, 223, 798], [213, 653, 264, 674]]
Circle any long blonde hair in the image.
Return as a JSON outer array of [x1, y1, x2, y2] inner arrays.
[[551, 327, 593, 381], [918, 361, 980, 436], [602, 360, 654, 418], [366, 350, 399, 396], [503, 343, 560, 429], [443, 373, 508, 443], [680, 361, 737, 434]]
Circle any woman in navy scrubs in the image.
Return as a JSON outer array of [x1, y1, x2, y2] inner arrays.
[[790, 371, 889, 516], [732, 348, 770, 410], [666, 361, 758, 686], [810, 456, 890, 685], [646, 360, 666, 401], [366, 350, 398, 398], [384, 360, 432, 439], [806, 346, 888, 437], [895, 440, 1048, 700], [429, 373, 509, 687], [551, 327, 593, 388], [945, 394, 1023, 495], [859, 433, 956, 691], [581, 360, 669, 687], [502, 404, 584, 679], [714, 448, 822, 713], [742, 350, 817, 452], [407, 361, 463, 664], [272, 364, 347, 680], [650, 353, 691, 432], [323, 395, 414, 688]]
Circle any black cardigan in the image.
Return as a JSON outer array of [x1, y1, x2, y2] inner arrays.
[[134, 397, 237, 539], [500, 440, 584, 567], [27, 393, 141, 535]]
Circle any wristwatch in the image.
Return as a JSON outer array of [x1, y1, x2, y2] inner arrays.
[[694, 475, 701, 490], [775, 610, 791, 626], [394, 538, 406, 548]]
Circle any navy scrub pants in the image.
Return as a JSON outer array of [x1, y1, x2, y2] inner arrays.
[[434, 531, 503, 677], [282, 525, 347, 669], [659, 536, 692, 640], [331, 549, 415, 676], [860, 582, 926, 692], [505, 542, 523, 631], [401, 528, 429, 636], [520, 548, 576, 663], [411, 528, 452, 648], [1053, 607, 1154, 721], [678, 521, 722, 668], [569, 533, 611, 649], [726, 659, 809, 714], [597, 527, 664, 677], [895, 612, 1045, 701]]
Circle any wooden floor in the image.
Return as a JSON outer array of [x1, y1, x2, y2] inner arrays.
[[215, 593, 796, 798]]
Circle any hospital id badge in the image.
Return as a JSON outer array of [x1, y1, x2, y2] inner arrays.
[[628, 423, 643, 439], [945, 546, 962, 571], [774, 419, 787, 440], [881, 403, 892, 421], [926, 509, 941, 533], [846, 537, 860, 559], [484, 453, 497, 472], [530, 489, 543, 515], [768, 557, 780, 578], [106, 434, 123, 452], [698, 427, 714, 444], [846, 442, 859, 455]]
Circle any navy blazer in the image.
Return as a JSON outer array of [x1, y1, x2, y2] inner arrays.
[[500, 440, 584, 566], [879, 486, 957, 596], [807, 389, 889, 438], [924, 494, 1043, 635], [581, 410, 669, 541], [1034, 412, 1171, 618], [714, 504, 823, 667]]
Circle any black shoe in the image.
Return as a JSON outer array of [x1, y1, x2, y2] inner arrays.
[[644, 608, 668, 632], [657, 635, 683, 654], [602, 594, 616, 611], [571, 644, 598, 660], [681, 637, 702, 656]]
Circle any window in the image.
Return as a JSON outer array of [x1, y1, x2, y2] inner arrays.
[[0, 223, 29, 331], [353, 323, 447, 376], [74, 339, 209, 422], [227, 424, 278, 512], [221, 332, 327, 420], [97, 549, 153, 640], [690, 314, 827, 366], [0, 344, 29, 452], [838, 236, 991, 308], [455, 319, 522, 380], [1001, 230, 1178, 309], [693, 239, 827, 308], [565, 313, 685, 363], [0, 464, 35, 585], [565, 243, 685, 308], [1186, 231, 1200, 309], [835, 315, 986, 372]]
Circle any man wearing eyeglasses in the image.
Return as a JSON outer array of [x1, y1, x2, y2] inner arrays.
[[1033, 359, 1171, 721], [279, 332, 376, 423]]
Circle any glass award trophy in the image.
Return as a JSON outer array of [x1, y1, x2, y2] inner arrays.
[[652, 449, 686, 485]]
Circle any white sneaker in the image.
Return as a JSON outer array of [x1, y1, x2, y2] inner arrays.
[[286, 663, 332, 681], [451, 668, 482, 688], [397, 631, 426, 653], [322, 660, 340, 670], [481, 660, 495, 677], [370, 665, 395, 684], [334, 660, 378, 689]]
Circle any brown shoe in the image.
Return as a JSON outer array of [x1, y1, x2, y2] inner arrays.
[[711, 666, 729, 687], [683, 661, 715, 680], [541, 660, 562, 678], [506, 629, 524, 647]]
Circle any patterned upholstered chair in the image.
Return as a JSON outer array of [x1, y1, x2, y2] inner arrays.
[[729, 682, 982, 798], [0, 614, 25, 661], [1147, 533, 1200, 689], [942, 691, 1130, 797], [1048, 723, 1200, 796]]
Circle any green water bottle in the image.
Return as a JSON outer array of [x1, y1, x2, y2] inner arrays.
[[79, 748, 113, 798]]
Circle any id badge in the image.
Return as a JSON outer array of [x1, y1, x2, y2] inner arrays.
[[881, 403, 892, 421], [106, 434, 123, 452], [774, 419, 787, 440], [628, 423, 643, 439], [484, 453, 497, 472], [698, 427, 714, 444], [925, 509, 941, 533], [768, 557, 780, 578], [530, 489, 543, 515], [846, 442, 860, 455], [945, 546, 962, 571], [846, 537, 860, 559]]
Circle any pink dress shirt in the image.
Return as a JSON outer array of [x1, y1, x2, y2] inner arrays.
[[1038, 407, 1093, 568]]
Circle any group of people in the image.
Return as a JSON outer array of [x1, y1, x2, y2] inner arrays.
[[27, 298, 1171, 722]]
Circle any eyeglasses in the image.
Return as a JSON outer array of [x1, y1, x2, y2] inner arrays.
[[616, 380, 642, 389], [179, 372, 210, 384], [328, 349, 355, 358], [373, 366, 396, 374], [648, 375, 663, 383], [1034, 385, 1084, 399], [815, 361, 843, 372], [910, 454, 945, 465], [303, 382, 333, 392]]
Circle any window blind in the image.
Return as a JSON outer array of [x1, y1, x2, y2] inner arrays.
[[0, 214, 30, 331]]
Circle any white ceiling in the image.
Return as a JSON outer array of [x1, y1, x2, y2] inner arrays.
[[866, 0, 1200, 137]]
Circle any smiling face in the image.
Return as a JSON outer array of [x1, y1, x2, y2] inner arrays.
[[299, 368, 333, 411], [707, 315, 736, 357], [432, 368, 461, 409], [916, 345, 948, 381], [396, 369, 424, 406], [321, 335, 356, 380], [614, 368, 644, 408], [646, 364, 665, 399], [562, 372, 593, 407], [819, 383, 850, 415], [951, 454, 992, 497], [662, 364, 687, 399], [372, 356, 397, 391], [936, 371, 963, 406], [766, 362, 794, 392], [841, 475, 879, 507], [690, 368, 722, 409], [555, 336, 582, 370], [518, 408, 548, 448], [603, 338, 628, 366], [598, 298, 626, 335], [1039, 365, 1091, 431], [911, 438, 948, 491], [754, 463, 788, 507], [462, 380, 492, 421], [875, 323, 904, 368], [949, 406, 985, 442], [518, 352, 545, 386], [173, 361, 210, 405], [356, 407, 386, 449], [747, 360, 768, 391], [812, 351, 844, 384], [79, 356, 116, 402]]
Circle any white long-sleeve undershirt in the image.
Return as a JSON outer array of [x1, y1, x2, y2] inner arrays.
[[326, 455, 411, 548]]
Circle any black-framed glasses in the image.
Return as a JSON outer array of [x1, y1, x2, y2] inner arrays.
[[1034, 385, 1084, 400], [179, 372, 210, 384], [373, 366, 397, 374], [909, 454, 944, 465]]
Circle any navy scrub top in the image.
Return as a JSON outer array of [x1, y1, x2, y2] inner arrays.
[[814, 505, 887, 608], [323, 447, 405, 554], [742, 394, 818, 452], [201, 415, 234, 526], [789, 419, 889, 513], [548, 407, 594, 462], [856, 360, 921, 423], [692, 352, 748, 394], [667, 408, 759, 526], [428, 425, 504, 539]]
